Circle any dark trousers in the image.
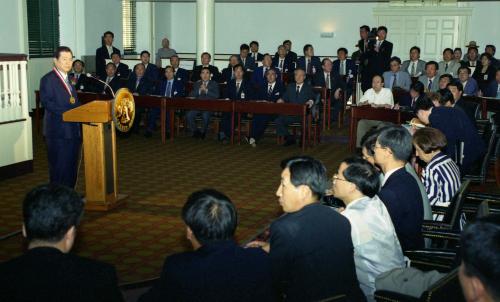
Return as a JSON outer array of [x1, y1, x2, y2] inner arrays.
[[131, 108, 146, 132], [275, 115, 302, 137], [220, 112, 233, 139], [250, 114, 275, 141], [147, 108, 171, 133], [46, 138, 82, 188], [186, 110, 211, 134]]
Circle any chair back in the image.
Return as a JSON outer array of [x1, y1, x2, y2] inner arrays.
[[441, 180, 470, 230], [419, 268, 465, 302]]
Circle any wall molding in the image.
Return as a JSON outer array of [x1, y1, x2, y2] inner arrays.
[[0, 160, 33, 181]]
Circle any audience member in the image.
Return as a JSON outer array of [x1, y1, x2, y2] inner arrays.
[[280, 39, 298, 65], [402, 46, 426, 78], [296, 44, 321, 79], [95, 31, 121, 78], [272, 45, 293, 74], [127, 63, 155, 133], [453, 47, 463, 63], [485, 44, 500, 69], [186, 67, 220, 139], [252, 54, 280, 88], [418, 61, 440, 92], [98, 62, 122, 95], [249, 40, 264, 62], [374, 126, 424, 251], [221, 55, 240, 83], [405, 81, 425, 109], [472, 53, 497, 94], [447, 81, 477, 123], [140, 50, 160, 81], [333, 47, 357, 100], [484, 69, 500, 98], [111, 53, 130, 79], [191, 52, 221, 82], [247, 156, 365, 301], [414, 94, 485, 174], [459, 215, 500, 302], [460, 47, 480, 75], [383, 56, 411, 91], [368, 26, 393, 78], [238, 43, 256, 71], [139, 189, 274, 302], [275, 68, 315, 146], [0, 184, 123, 302], [333, 157, 405, 301], [69, 59, 90, 92], [413, 128, 461, 221], [155, 37, 177, 67], [439, 48, 460, 77], [438, 73, 454, 91], [169, 55, 189, 84]]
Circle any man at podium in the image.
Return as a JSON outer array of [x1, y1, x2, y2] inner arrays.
[[39, 46, 82, 188]]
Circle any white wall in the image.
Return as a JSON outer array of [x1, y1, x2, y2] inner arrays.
[[154, 2, 172, 61], [166, 1, 500, 58], [0, 0, 27, 54], [84, 0, 123, 56], [59, 0, 86, 58]]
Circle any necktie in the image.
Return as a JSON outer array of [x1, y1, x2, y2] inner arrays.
[[296, 85, 300, 96], [136, 78, 140, 90], [411, 62, 416, 76], [340, 61, 345, 75], [254, 53, 257, 61], [392, 73, 397, 88], [496, 84, 500, 99], [236, 82, 241, 92], [165, 81, 172, 97], [106, 77, 110, 84], [279, 59, 283, 70], [428, 79, 432, 91], [411, 97, 416, 107], [307, 59, 312, 74], [445, 63, 449, 72], [268, 84, 273, 95], [231, 70, 235, 80], [76, 74, 79, 81], [326, 74, 331, 89], [242, 58, 246, 66]]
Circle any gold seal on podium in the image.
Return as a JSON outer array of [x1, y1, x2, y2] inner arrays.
[[112, 88, 135, 132]]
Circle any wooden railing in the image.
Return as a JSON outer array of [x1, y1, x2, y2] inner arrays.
[[0, 54, 29, 124]]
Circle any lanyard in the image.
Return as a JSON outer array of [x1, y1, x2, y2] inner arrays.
[[53, 68, 73, 97]]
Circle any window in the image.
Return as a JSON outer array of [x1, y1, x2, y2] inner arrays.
[[27, 0, 60, 58], [122, 0, 137, 55]]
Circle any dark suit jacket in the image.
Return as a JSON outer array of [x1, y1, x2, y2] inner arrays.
[[116, 63, 130, 79], [238, 55, 256, 71], [95, 45, 121, 78], [191, 65, 221, 82], [282, 82, 315, 104], [138, 241, 274, 302], [250, 52, 264, 62], [127, 76, 155, 95], [484, 80, 500, 98], [189, 80, 220, 99], [251, 66, 281, 88], [272, 56, 293, 73], [367, 40, 393, 76], [256, 81, 284, 102], [286, 51, 298, 64], [155, 79, 185, 97], [312, 71, 345, 92], [97, 76, 122, 95], [270, 203, 365, 301], [296, 56, 322, 75], [429, 106, 486, 173], [225, 79, 254, 100], [40, 70, 81, 139], [144, 63, 160, 82], [0, 247, 123, 302], [472, 65, 497, 93], [332, 59, 358, 80], [221, 66, 236, 83], [378, 167, 424, 251], [173, 67, 189, 84], [69, 73, 91, 92]]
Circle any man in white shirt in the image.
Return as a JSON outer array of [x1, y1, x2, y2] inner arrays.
[[333, 157, 405, 301]]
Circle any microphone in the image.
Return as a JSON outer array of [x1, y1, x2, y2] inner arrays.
[[86, 73, 116, 98]]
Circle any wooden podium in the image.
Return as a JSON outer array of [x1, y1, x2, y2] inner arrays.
[[63, 100, 126, 211]]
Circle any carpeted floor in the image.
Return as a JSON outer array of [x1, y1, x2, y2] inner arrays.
[[0, 121, 352, 284]]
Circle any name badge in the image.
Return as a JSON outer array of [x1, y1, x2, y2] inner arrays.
[[484, 75, 488, 81]]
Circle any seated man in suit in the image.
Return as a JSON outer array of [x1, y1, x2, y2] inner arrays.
[[191, 52, 220, 82], [272, 44, 293, 76], [414, 94, 485, 174], [457, 66, 479, 96], [155, 37, 177, 67], [459, 215, 500, 302], [139, 189, 274, 302], [221, 55, 240, 83], [439, 48, 460, 77], [296, 44, 321, 82], [484, 69, 500, 98], [333, 157, 405, 301], [405, 81, 425, 109], [247, 156, 365, 301], [97, 63, 122, 95], [69, 59, 90, 92], [279, 39, 298, 66], [485, 44, 500, 69], [460, 47, 480, 75], [246, 68, 284, 147], [383, 57, 411, 91], [111, 53, 130, 79], [402, 46, 426, 78], [252, 54, 280, 88], [219, 64, 253, 143], [140, 50, 160, 82], [447, 82, 477, 123], [418, 61, 440, 92], [238, 43, 256, 71], [169, 55, 189, 85], [313, 58, 345, 122], [186, 67, 220, 139], [249, 40, 264, 62], [0, 184, 123, 302], [356, 74, 394, 147], [95, 31, 121, 79], [127, 63, 155, 133], [373, 126, 425, 251], [275, 68, 315, 146], [145, 65, 185, 138], [332, 47, 357, 100], [438, 73, 454, 91]]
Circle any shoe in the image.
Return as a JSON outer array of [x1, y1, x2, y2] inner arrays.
[[144, 130, 152, 138], [249, 137, 256, 148]]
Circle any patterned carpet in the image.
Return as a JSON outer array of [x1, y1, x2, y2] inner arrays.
[[0, 120, 352, 284]]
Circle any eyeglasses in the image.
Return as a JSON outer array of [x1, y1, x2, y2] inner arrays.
[[332, 174, 349, 184]]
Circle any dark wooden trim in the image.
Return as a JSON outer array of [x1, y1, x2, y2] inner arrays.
[[0, 54, 28, 61], [0, 160, 33, 181], [0, 118, 26, 125]]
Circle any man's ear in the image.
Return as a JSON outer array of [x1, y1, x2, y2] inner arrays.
[[186, 226, 193, 240], [63, 226, 77, 252]]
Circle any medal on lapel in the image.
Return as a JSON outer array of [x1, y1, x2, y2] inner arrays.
[[53, 68, 77, 105], [69, 96, 76, 104]]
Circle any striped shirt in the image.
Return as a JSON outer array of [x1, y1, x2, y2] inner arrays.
[[421, 152, 461, 221]]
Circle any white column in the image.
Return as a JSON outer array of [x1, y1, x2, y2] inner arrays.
[[196, 0, 215, 60]]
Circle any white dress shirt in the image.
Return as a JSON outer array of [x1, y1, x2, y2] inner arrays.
[[359, 88, 394, 106], [106, 45, 114, 57], [341, 195, 405, 300]]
